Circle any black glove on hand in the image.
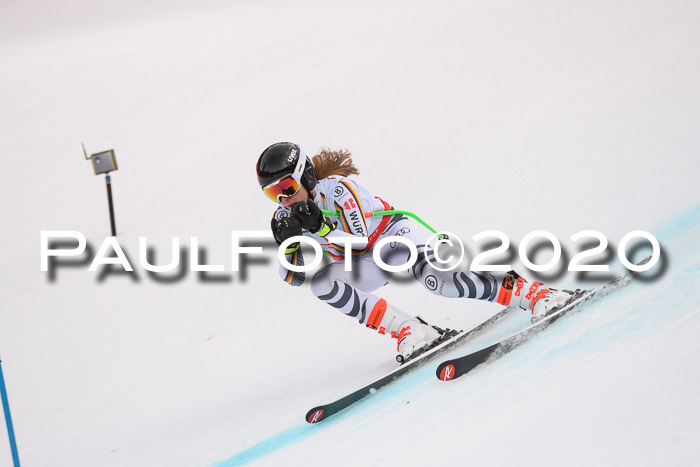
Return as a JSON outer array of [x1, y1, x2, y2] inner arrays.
[[291, 201, 322, 232], [291, 200, 334, 236], [271, 216, 303, 248]]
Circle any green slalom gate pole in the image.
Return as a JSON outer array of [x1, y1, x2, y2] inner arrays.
[[0, 356, 20, 467]]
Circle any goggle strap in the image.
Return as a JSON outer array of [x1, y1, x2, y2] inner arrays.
[[292, 153, 305, 181]]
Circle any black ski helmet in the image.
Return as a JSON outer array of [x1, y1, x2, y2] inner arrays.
[[256, 142, 317, 192]]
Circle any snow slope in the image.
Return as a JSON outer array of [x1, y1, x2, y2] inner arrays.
[[217, 205, 700, 467], [1, 0, 699, 466]]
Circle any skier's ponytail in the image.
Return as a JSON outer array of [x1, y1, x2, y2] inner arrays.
[[311, 148, 360, 180]]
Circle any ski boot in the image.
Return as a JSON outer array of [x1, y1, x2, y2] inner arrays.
[[529, 288, 578, 323], [394, 316, 462, 364], [364, 299, 457, 364], [395, 319, 440, 363]]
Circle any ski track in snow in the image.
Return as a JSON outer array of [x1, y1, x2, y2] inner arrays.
[[213, 204, 700, 466]]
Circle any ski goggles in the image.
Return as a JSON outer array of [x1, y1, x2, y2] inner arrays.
[[262, 175, 303, 203], [261, 155, 307, 203]]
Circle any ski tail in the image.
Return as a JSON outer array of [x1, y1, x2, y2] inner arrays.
[[435, 256, 651, 382]]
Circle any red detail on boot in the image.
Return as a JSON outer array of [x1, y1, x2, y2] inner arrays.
[[525, 282, 543, 300], [307, 409, 324, 424], [396, 325, 412, 350], [496, 274, 515, 305], [439, 364, 456, 381], [514, 277, 526, 297], [530, 288, 550, 313], [366, 299, 387, 330]]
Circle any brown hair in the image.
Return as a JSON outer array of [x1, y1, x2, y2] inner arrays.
[[311, 147, 360, 180]]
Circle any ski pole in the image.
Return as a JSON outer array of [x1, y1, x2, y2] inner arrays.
[[320, 209, 439, 235], [0, 356, 20, 467]]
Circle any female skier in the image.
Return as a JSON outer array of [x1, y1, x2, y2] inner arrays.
[[256, 142, 575, 362]]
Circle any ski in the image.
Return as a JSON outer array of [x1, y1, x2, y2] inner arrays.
[[435, 257, 651, 382], [305, 305, 514, 424]]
